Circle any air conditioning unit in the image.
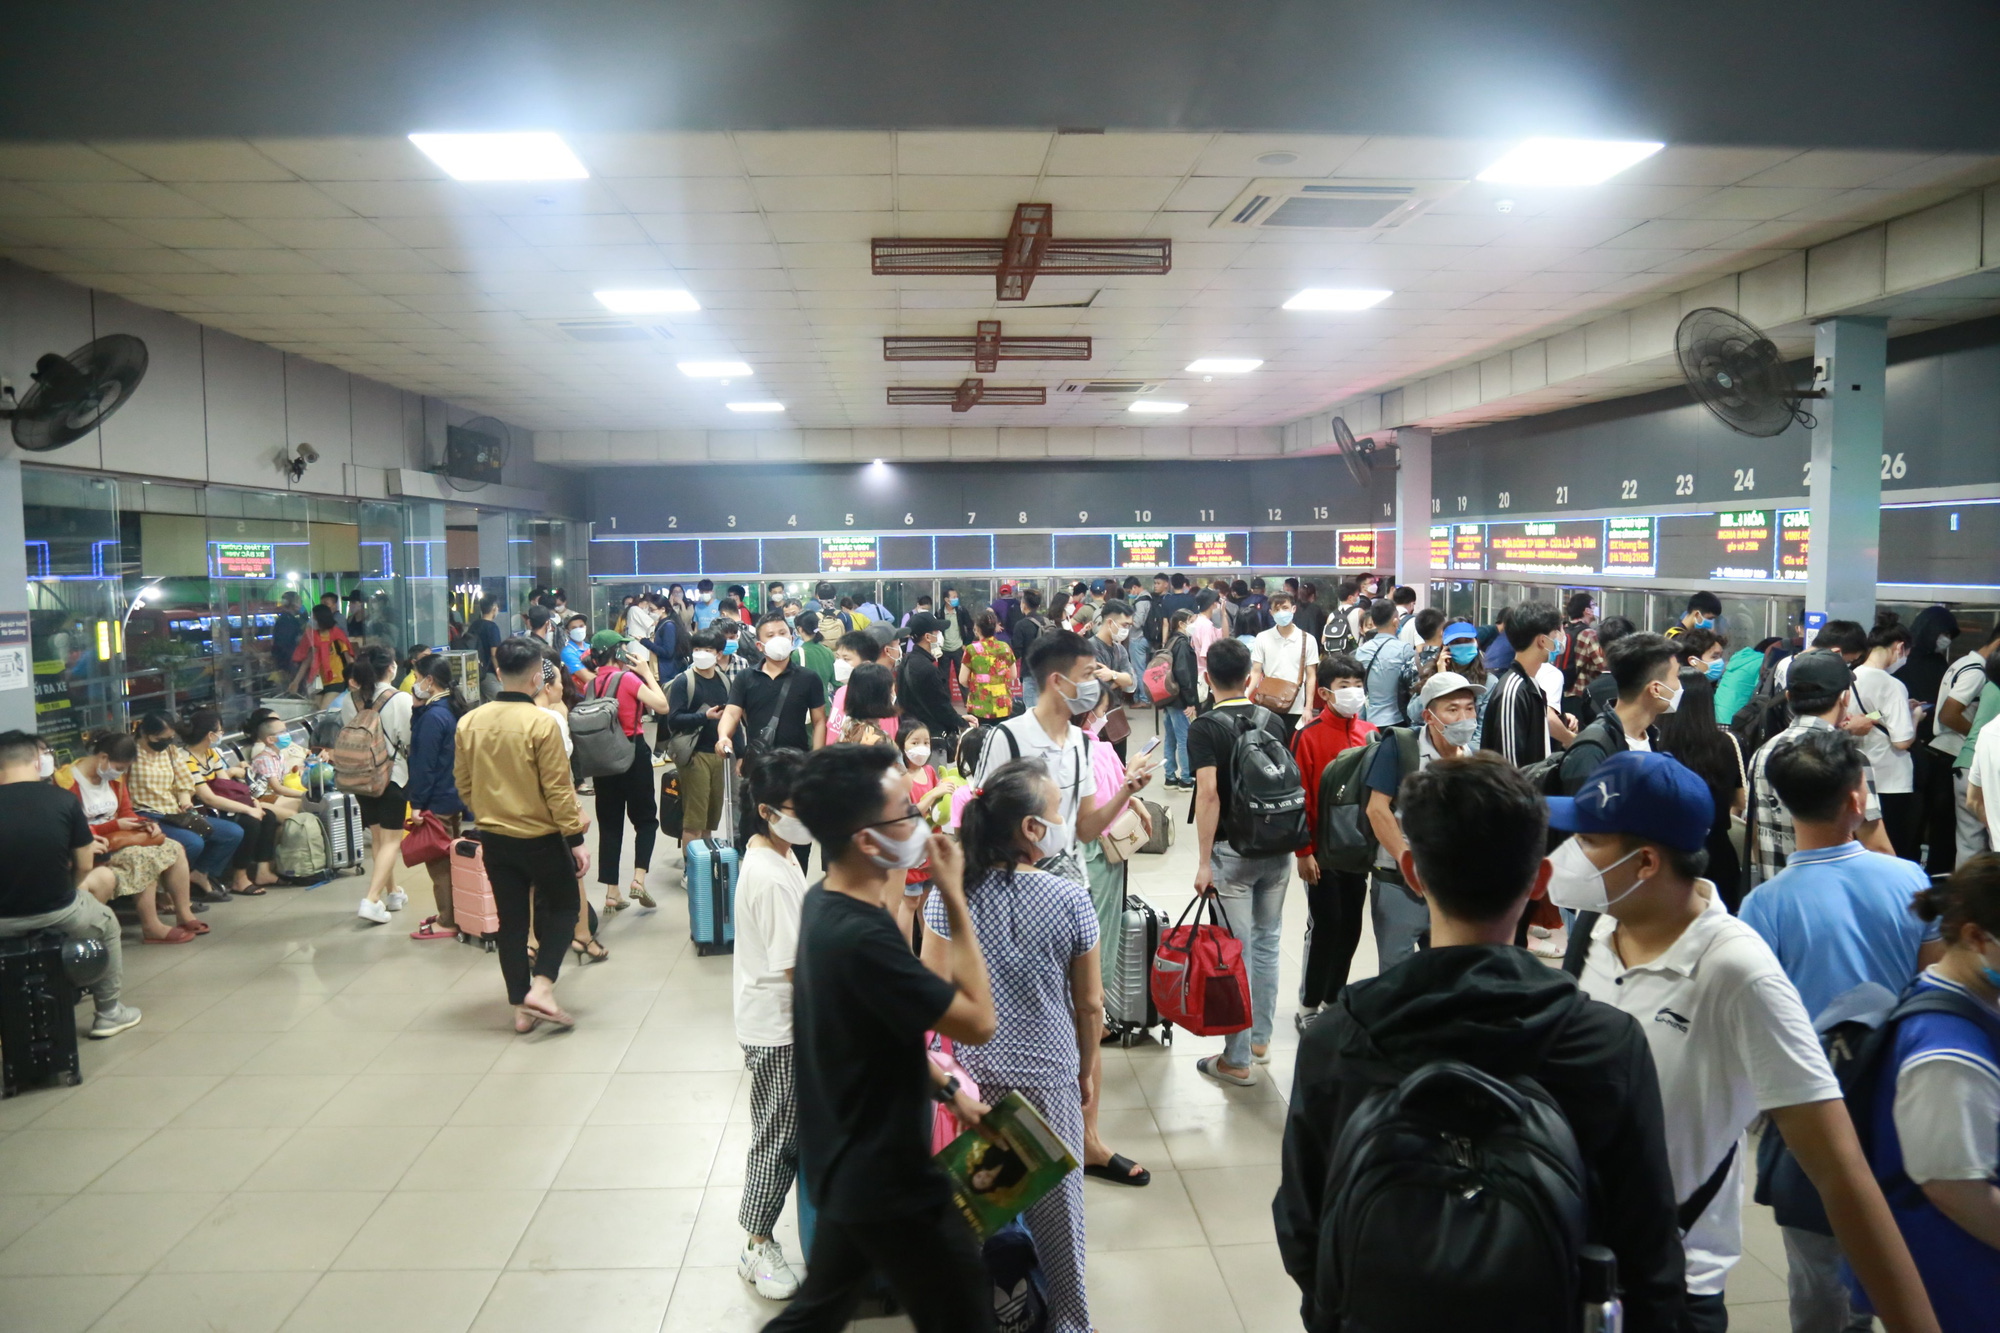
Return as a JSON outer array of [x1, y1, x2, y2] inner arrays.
[[1054, 378, 1164, 395], [1209, 178, 1465, 233], [543, 319, 677, 344]]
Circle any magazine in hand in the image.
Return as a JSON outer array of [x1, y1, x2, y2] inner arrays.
[[936, 1090, 1079, 1238]]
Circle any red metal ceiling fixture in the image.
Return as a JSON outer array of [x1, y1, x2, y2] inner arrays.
[[882, 320, 1092, 373], [886, 378, 1047, 411], [872, 203, 1171, 302]]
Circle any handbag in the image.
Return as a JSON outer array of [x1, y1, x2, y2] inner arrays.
[[105, 827, 166, 853], [1250, 631, 1310, 713], [207, 777, 254, 806], [155, 808, 214, 837], [401, 810, 455, 867], [662, 674, 700, 770], [1100, 801, 1149, 864], [1098, 705, 1130, 745], [1151, 894, 1252, 1036]]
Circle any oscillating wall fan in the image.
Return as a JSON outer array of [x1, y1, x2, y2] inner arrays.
[[1676, 307, 1822, 438], [2, 334, 149, 451], [1332, 416, 1383, 488]]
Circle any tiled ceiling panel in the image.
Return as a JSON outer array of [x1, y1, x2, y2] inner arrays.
[[0, 131, 1993, 432]]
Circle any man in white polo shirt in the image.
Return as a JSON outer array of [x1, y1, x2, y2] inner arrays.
[[1548, 751, 1939, 1333]]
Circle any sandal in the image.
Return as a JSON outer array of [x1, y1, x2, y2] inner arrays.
[[517, 996, 574, 1028], [230, 883, 268, 897], [177, 919, 211, 936], [603, 890, 629, 912], [143, 926, 198, 944], [629, 877, 655, 909], [570, 937, 610, 964], [409, 916, 456, 941], [1082, 1154, 1152, 1187]]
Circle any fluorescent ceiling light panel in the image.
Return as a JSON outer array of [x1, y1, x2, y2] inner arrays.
[[727, 401, 785, 413], [1185, 358, 1263, 374], [1282, 288, 1392, 312], [1129, 400, 1189, 414], [1475, 137, 1665, 187], [408, 132, 589, 181], [678, 360, 752, 378], [595, 289, 699, 313]]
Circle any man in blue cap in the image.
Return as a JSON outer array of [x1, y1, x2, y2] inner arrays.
[[1548, 751, 1938, 1333]]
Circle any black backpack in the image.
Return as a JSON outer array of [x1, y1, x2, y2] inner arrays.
[[1222, 704, 1310, 856], [1556, 620, 1590, 692], [1315, 726, 1420, 874], [1319, 1059, 1589, 1332], [1323, 609, 1359, 654]]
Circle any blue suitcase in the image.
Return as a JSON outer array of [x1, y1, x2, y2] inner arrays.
[[685, 837, 737, 956]]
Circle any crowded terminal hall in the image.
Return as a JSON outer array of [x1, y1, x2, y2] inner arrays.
[[4, 7, 2000, 1332]]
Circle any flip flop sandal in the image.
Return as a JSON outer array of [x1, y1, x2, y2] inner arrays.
[[231, 884, 268, 896], [144, 926, 198, 944], [179, 919, 211, 936], [518, 997, 574, 1028], [1196, 1055, 1256, 1087], [1082, 1154, 1152, 1187], [409, 917, 456, 940]]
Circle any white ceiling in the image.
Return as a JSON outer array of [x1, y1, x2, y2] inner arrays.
[[1, 131, 1994, 433]]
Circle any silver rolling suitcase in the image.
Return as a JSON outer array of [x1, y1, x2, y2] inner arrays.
[[1105, 888, 1171, 1047], [303, 790, 366, 876]]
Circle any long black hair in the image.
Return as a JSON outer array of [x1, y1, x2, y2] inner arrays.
[[1655, 668, 1740, 794], [417, 655, 469, 719], [958, 757, 1055, 880]]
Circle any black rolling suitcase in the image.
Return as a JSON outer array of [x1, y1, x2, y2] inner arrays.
[[0, 931, 82, 1098]]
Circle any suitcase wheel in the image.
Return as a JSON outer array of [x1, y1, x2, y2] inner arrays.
[[1119, 1031, 1136, 1049]]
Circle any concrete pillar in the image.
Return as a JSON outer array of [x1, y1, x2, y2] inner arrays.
[[477, 511, 511, 614], [1393, 427, 1433, 606], [1806, 318, 1886, 626], [0, 453, 32, 731]]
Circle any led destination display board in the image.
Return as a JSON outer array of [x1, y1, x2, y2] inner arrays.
[[1175, 531, 1249, 568], [1778, 510, 1810, 581], [1485, 520, 1603, 575], [210, 542, 275, 578], [1336, 530, 1378, 569], [1603, 516, 1656, 578], [820, 535, 878, 573], [1116, 532, 1172, 568]]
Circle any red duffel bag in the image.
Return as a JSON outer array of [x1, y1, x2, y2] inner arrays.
[[1151, 894, 1252, 1036]]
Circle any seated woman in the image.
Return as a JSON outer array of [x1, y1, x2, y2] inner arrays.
[[921, 758, 1102, 1333], [1855, 857, 2000, 1333], [131, 711, 244, 899], [56, 731, 203, 944], [181, 708, 282, 894]]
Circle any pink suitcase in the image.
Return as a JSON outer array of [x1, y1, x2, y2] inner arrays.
[[450, 837, 500, 948]]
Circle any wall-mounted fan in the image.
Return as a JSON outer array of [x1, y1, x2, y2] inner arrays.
[[438, 416, 509, 491], [1675, 307, 1822, 438], [1332, 416, 1387, 488], [2, 334, 149, 451]]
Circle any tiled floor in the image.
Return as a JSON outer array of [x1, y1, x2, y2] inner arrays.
[[2, 734, 1799, 1332]]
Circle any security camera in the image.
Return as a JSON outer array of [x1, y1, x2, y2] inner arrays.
[[283, 441, 319, 481]]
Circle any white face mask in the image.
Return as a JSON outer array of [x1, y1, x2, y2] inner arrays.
[[905, 744, 931, 766], [1655, 679, 1684, 714], [833, 657, 854, 683], [691, 650, 718, 671], [568, 627, 587, 643], [1030, 816, 1073, 860], [1114, 626, 1130, 643], [1435, 716, 1478, 749], [763, 635, 794, 662], [766, 809, 811, 845], [1938, 635, 1954, 654], [1545, 839, 1647, 914], [862, 818, 930, 871], [1332, 686, 1367, 717], [38, 752, 55, 779]]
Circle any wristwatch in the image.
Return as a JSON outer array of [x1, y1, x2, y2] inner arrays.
[[932, 1075, 961, 1105]]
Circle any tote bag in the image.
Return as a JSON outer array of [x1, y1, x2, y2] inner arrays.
[[1151, 894, 1252, 1036]]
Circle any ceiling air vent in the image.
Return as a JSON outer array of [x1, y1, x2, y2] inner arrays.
[[1055, 379, 1163, 395], [1210, 178, 1464, 233], [548, 319, 676, 343]]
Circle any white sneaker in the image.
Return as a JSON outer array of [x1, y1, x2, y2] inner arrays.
[[739, 1238, 801, 1300], [357, 898, 391, 925], [384, 889, 409, 912], [89, 1004, 142, 1039]]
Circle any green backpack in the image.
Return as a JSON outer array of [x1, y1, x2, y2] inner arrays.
[[275, 813, 328, 882], [1316, 727, 1421, 874]]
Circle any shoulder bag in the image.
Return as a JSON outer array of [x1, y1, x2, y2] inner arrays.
[[1251, 630, 1310, 713]]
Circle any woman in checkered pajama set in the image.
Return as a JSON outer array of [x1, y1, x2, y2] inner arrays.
[[922, 758, 1103, 1333]]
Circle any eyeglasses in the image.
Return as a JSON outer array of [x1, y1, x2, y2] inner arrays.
[[856, 805, 923, 835]]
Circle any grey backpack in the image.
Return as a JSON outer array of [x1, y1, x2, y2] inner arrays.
[[571, 670, 640, 779]]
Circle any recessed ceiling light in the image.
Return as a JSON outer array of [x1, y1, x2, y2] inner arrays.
[[678, 360, 751, 378], [1282, 288, 1393, 312], [408, 132, 589, 181], [727, 401, 785, 414], [595, 289, 699, 313], [1186, 358, 1263, 374], [1129, 400, 1189, 414], [1475, 137, 1665, 187], [1255, 151, 1300, 166]]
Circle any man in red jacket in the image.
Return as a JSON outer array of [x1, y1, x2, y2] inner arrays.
[[1289, 652, 1377, 1031]]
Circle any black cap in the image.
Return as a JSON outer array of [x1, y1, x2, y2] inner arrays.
[[1195, 589, 1220, 609], [906, 612, 945, 637], [1787, 651, 1853, 713]]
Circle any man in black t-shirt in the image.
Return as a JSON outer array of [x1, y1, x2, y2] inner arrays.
[[717, 614, 829, 759], [771, 743, 999, 1332], [0, 732, 138, 1038]]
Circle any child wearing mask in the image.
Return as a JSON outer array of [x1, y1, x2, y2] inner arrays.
[[1289, 653, 1379, 1024]]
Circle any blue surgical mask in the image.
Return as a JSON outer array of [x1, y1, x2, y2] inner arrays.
[[1273, 610, 1295, 627], [1705, 657, 1725, 681], [1697, 616, 1716, 630], [275, 733, 294, 749], [723, 638, 737, 655], [1449, 642, 1478, 665]]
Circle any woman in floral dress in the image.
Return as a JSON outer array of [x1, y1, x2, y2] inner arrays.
[[958, 611, 1017, 722]]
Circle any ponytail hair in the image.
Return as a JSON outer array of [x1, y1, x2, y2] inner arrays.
[[346, 644, 393, 699], [958, 757, 1054, 880], [419, 655, 469, 718], [1912, 853, 2000, 946]]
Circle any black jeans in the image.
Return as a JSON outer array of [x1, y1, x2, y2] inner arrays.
[[763, 1199, 994, 1333], [225, 808, 281, 869], [941, 647, 963, 697], [594, 735, 658, 885], [1300, 868, 1369, 1009], [1879, 790, 1921, 863], [1681, 1290, 1727, 1333], [482, 831, 579, 1005]]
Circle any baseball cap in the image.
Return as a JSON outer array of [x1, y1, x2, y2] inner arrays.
[[1194, 589, 1220, 610], [1442, 620, 1478, 643], [1414, 670, 1487, 713], [1786, 651, 1853, 713], [906, 611, 945, 637], [1546, 751, 1712, 853], [590, 629, 626, 654], [866, 622, 897, 648]]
